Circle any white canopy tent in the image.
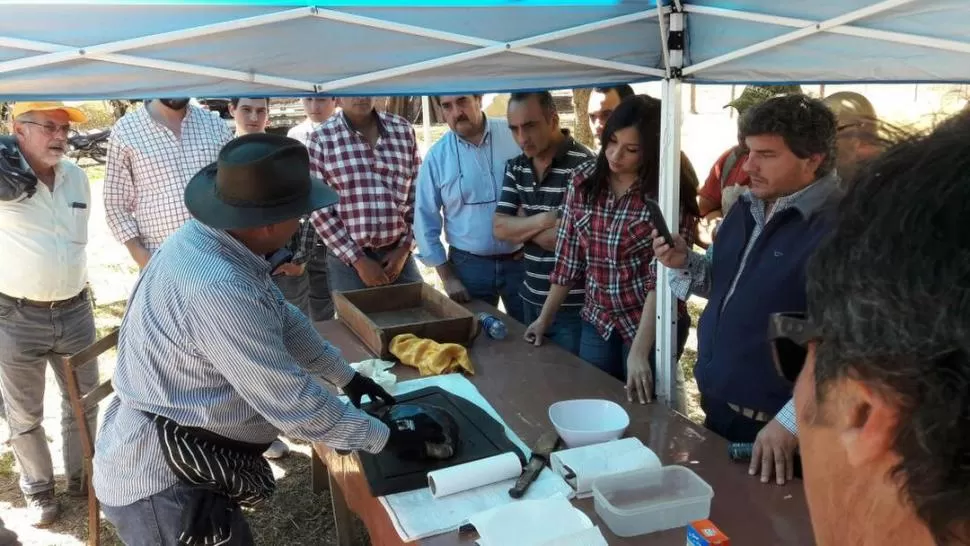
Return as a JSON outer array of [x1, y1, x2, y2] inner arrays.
[[2, 0, 969, 407]]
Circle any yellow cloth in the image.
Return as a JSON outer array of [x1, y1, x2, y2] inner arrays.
[[389, 334, 475, 376]]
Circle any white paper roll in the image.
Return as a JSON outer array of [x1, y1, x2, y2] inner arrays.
[[427, 452, 522, 498]]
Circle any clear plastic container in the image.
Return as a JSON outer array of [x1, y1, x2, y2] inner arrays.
[[591, 465, 713, 537]]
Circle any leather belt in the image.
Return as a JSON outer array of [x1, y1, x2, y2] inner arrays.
[[727, 403, 772, 423], [452, 247, 524, 261], [0, 288, 88, 309]]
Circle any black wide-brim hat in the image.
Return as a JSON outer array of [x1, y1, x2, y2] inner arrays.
[[185, 133, 339, 230]]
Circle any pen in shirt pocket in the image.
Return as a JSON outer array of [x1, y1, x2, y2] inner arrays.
[[70, 202, 88, 209]]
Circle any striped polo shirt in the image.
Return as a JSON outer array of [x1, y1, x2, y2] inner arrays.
[[496, 134, 594, 307]]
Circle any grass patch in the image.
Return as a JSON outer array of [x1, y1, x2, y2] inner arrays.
[[81, 163, 105, 183], [0, 452, 14, 480], [93, 299, 127, 340]]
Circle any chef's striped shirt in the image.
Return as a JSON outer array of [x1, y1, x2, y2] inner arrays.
[[93, 219, 388, 507]]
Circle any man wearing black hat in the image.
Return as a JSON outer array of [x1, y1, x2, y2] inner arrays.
[[92, 134, 445, 544]]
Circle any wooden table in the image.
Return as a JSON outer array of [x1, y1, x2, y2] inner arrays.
[[312, 301, 815, 545]]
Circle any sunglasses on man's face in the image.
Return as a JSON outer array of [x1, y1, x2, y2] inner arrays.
[[768, 312, 819, 383]]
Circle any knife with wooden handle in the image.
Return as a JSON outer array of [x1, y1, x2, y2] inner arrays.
[[508, 431, 560, 498]]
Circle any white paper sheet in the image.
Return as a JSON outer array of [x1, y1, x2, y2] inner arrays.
[[371, 375, 572, 542], [428, 452, 522, 498], [550, 437, 661, 498], [535, 526, 609, 546], [349, 359, 397, 391], [470, 496, 608, 546], [382, 467, 573, 542]]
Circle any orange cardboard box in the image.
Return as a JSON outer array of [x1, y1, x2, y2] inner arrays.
[[687, 520, 731, 546]]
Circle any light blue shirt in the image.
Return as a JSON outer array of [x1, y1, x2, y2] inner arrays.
[[415, 116, 523, 267], [93, 219, 388, 507]]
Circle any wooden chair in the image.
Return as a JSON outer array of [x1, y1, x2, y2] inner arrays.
[[62, 328, 119, 546]]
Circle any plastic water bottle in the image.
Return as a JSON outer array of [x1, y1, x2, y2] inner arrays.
[[478, 313, 507, 340], [728, 442, 754, 462]]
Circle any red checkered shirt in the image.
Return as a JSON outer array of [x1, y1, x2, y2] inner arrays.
[[550, 160, 698, 343], [308, 111, 421, 265]]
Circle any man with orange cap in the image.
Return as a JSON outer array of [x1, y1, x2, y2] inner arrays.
[[0, 102, 100, 527]]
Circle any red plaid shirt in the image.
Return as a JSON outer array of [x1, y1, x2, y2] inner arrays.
[[308, 111, 421, 265], [550, 160, 698, 343]]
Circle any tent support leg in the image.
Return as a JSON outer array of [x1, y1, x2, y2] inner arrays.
[[422, 96, 433, 152], [656, 77, 683, 412]]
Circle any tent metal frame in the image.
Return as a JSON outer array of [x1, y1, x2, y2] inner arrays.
[[682, 0, 970, 77], [0, 5, 666, 93]]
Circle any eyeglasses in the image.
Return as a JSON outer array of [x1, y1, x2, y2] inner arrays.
[[768, 312, 819, 383], [453, 132, 497, 206], [21, 121, 71, 137]]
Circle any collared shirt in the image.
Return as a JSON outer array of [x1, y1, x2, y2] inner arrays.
[[551, 160, 698, 343], [308, 111, 421, 265], [0, 159, 89, 301], [104, 103, 234, 252], [285, 120, 324, 263], [668, 172, 841, 434], [496, 133, 593, 307], [287, 118, 323, 147], [288, 216, 318, 266], [414, 116, 522, 267], [93, 220, 388, 507]]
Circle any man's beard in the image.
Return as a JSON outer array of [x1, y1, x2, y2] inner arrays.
[[158, 98, 190, 110]]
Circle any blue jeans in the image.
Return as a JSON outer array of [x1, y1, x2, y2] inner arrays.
[[448, 247, 525, 324], [326, 247, 423, 293], [102, 483, 253, 546], [579, 312, 692, 389], [579, 321, 631, 381], [522, 302, 582, 356], [272, 271, 310, 316], [305, 243, 334, 321]]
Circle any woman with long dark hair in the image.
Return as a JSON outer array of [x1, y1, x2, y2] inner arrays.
[[524, 95, 699, 403]]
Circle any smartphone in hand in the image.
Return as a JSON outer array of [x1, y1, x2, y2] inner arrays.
[[267, 247, 294, 275], [643, 198, 675, 247]]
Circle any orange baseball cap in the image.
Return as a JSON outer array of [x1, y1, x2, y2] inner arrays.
[[11, 101, 87, 123]]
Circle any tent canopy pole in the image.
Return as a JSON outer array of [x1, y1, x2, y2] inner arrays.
[[655, 3, 684, 409]]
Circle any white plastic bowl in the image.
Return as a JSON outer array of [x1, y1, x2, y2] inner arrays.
[[548, 399, 630, 448]]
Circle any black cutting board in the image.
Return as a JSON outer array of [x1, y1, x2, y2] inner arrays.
[[358, 386, 527, 496]]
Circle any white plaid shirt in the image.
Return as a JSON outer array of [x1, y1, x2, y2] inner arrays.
[[308, 111, 421, 265], [104, 103, 233, 252]]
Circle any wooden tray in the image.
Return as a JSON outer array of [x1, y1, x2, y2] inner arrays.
[[333, 282, 478, 360]]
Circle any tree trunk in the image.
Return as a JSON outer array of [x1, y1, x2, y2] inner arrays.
[[0, 102, 8, 135], [109, 100, 132, 121], [571, 88, 595, 149]]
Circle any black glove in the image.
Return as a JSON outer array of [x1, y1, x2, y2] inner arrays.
[[343, 372, 395, 409], [383, 409, 448, 461]]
